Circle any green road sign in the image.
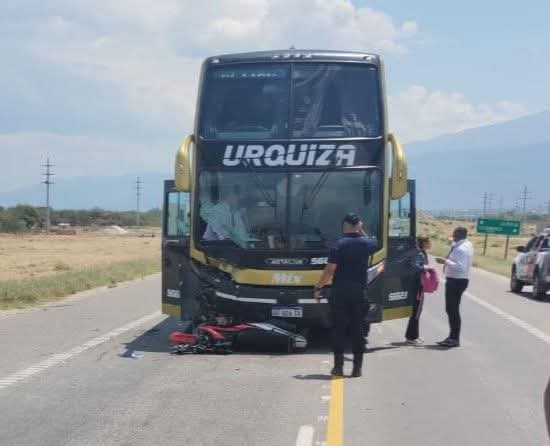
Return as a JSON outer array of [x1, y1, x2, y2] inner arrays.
[[476, 218, 521, 236]]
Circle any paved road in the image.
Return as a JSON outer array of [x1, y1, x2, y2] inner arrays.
[[0, 269, 549, 445]]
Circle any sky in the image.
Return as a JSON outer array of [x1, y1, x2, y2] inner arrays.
[[1, 0, 549, 193]]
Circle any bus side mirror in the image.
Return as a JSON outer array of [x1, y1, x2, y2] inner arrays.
[[388, 133, 407, 199], [175, 134, 194, 192]]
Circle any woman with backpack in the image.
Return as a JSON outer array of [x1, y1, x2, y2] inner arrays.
[[405, 236, 437, 345]]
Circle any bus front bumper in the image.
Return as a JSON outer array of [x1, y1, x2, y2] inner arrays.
[[203, 286, 332, 328]]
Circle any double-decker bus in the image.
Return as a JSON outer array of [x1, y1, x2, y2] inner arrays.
[[162, 50, 416, 329]]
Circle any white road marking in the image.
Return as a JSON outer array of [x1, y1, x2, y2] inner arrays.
[[295, 425, 314, 446], [0, 311, 161, 391], [465, 292, 550, 345]]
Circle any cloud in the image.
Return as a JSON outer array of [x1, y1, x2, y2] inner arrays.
[[24, 0, 418, 129], [389, 85, 528, 142], [0, 0, 423, 192], [1, 1, 530, 194]]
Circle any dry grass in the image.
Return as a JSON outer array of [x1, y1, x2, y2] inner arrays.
[[418, 218, 536, 277], [0, 228, 160, 281], [0, 258, 159, 310], [0, 227, 161, 310]]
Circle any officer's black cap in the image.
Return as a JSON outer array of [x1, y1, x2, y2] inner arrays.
[[342, 212, 361, 226]]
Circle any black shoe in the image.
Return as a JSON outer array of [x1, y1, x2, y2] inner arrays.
[[331, 353, 344, 376], [351, 353, 363, 378], [438, 338, 460, 348]]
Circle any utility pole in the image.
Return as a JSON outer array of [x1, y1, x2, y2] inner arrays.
[[519, 186, 531, 220], [135, 177, 142, 226], [481, 192, 493, 255], [42, 158, 55, 233], [482, 192, 494, 217]]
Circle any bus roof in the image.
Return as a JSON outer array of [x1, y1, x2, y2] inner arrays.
[[204, 50, 381, 65]]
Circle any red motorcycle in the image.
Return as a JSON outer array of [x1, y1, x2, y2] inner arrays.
[[169, 320, 307, 354]]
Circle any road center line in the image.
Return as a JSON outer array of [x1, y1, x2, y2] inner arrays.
[[295, 425, 314, 446], [465, 292, 550, 345], [326, 376, 343, 446], [0, 311, 161, 391]]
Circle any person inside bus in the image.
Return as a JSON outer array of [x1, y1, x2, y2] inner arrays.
[[201, 185, 250, 247]]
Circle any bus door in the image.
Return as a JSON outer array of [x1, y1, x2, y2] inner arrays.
[[383, 180, 417, 320], [162, 180, 192, 320]]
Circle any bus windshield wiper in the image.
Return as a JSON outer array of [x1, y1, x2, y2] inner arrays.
[[240, 160, 276, 207], [300, 171, 330, 221]]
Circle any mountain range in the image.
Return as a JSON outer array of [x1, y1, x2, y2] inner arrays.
[[1, 111, 549, 211], [0, 172, 168, 211], [407, 110, 550, 210]]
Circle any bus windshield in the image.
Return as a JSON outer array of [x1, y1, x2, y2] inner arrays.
[[200, 63, 382, 140], [198, 168, 382, 250]]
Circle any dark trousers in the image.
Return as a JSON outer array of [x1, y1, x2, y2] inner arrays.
[[445, 278, 469, 341], [330, 282, 365, 354], [405, 282, 424, 340]]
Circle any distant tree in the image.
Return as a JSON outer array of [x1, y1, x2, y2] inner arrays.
[[10, 204, 41, 229], [142, 208, 162, 226], [3, 206, 163, 230], [0, 214, 26, 233]]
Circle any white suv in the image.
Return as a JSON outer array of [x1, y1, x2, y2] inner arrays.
[[511, 229, 550, 300]]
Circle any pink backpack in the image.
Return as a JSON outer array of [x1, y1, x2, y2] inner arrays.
[[421, 269, 440, 293]]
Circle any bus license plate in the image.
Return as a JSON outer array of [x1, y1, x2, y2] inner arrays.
[[272, 306, 303, 318]]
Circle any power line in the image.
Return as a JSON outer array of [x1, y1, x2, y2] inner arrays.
[[42, 158, 55, 233], [135, 177, 142, 226]]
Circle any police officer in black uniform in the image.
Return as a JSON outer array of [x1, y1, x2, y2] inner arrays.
[[314, 213, 377, 377]]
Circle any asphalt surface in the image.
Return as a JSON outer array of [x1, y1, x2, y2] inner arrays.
[[0, 269, 549, 446]]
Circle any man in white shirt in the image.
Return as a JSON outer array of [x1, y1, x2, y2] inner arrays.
[[435, 227, 474, 347], [200, 186, 250, 248]]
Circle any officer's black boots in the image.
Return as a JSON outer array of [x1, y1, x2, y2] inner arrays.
[[331, 353, 344, 376], [331, 353, 363, 377], [351, 353, 363, 378]]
